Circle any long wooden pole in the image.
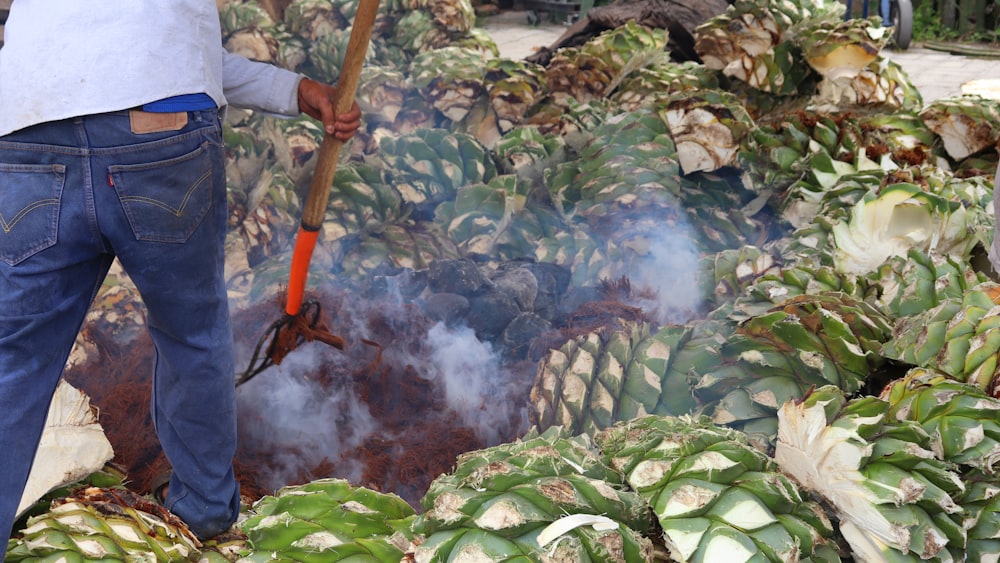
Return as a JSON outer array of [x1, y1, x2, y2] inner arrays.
[[284, 0, 380, 317]]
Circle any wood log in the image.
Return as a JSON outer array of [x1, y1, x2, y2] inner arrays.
[[524, 0, 730, 65]]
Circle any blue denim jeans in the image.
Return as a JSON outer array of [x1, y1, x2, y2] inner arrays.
[[0, 109, 239, 553]]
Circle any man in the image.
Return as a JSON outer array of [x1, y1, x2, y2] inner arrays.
[[0, 1, 361, 555]]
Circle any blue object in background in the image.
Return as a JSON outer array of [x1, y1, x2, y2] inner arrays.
[[844, 0, 892, 24]]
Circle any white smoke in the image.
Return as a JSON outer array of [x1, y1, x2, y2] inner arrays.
[[628, 223, 704, 325], [236, 344, 378, 489], [425, 321, 529, 445]]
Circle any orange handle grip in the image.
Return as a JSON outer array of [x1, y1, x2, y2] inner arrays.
[[284, 227, 320, 316]]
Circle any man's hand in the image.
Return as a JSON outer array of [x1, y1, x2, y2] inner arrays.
[[296, 77, 362, 142]]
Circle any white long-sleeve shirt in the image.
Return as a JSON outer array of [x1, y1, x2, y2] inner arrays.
[[0, 0, 303, 137]]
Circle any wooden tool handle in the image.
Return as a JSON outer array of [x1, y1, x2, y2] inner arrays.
[[285, 0, 380, 316], [299, 0, 380, 230]]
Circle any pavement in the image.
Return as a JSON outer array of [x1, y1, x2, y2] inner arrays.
[[479, 10, 1000, 103], [480, 10, 571, 60], [884, 46, 1000, 102]]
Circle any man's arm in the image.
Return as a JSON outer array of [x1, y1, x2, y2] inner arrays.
[[221, 48, 302, 116], [222, 49, 360, 140]]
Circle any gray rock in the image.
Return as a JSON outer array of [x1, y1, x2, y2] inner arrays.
[[501, 312, 552, 360], [491, 266, 538, 312], [427, 259, 489, 296], [523, 262, 571, 321], [365, 268, 427, 301], [466, 290, 521, 341], [421, 292, 470, 326]]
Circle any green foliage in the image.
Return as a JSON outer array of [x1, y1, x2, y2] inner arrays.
[[913, 0, 960, 41], [912, 0, 1000, 43]]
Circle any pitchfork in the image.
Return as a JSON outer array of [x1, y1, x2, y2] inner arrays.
[[236, 0, 380, 387]]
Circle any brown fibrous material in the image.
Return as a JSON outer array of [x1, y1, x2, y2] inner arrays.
[[64, 288, 535, 508]]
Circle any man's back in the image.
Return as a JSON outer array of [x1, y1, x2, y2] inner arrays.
[[0, 1, 225, 136]]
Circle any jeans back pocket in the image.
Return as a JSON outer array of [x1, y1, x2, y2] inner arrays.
[[109, 141, 216, 243], [0, 163, 66, 266]]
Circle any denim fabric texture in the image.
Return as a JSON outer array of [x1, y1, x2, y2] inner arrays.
[[0, 109, 240, 553]]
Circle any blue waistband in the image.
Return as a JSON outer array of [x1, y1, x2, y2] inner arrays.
[[142, 93, 216, 113]]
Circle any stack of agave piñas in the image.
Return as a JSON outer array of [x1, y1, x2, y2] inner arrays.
[[24, 0, 1000, 560]]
